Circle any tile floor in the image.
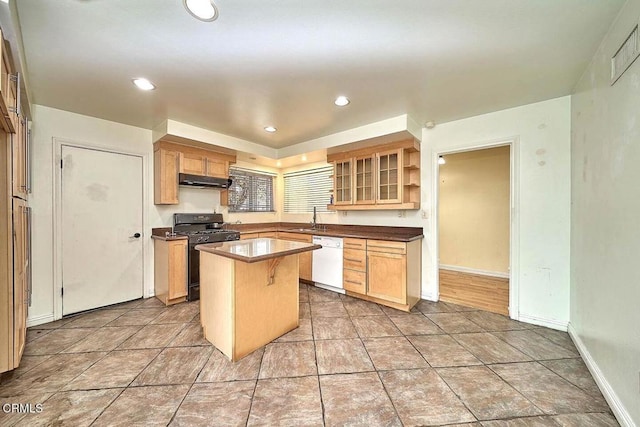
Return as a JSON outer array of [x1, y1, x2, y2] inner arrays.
[[0, 284, 618, 426]]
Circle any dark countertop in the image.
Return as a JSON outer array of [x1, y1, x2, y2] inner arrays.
[[196, 238, 322, 263], [232, 222, 423, 242], [150, 228, 188, 241]]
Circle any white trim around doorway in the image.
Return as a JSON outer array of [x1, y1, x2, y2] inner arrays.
[[431, 137, 520, 320], [51, 138, 151, 321]]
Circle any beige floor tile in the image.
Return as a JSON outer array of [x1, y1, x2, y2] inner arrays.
[[438, 366, 542, 420], [352, 315, 402, 337], [133, 346, 212, 386], [490, 362, 610, 414], [0, 392, 53, 426], [259, 341, 317, 378], [320, 372, 401, 427], [92, 384, 190, 426], [299, 285, 309, 303], [415, 299, 455, 314], [464, 311, 531, 331], [308, 286, 341, 302], [137, 296, 167, 308], [311, 317, 358, 340], [481, 416, 560, 426], [379, 304, 421, 316], [62, 326, 141, 353], [12, 389, 121, 427], [551, 413, 619, 427], [26, 329, 51, 343], [0, 352, 107, 397], [540, 358, 604, 398], [532, 328, 579, 352], [299, 302, 311, 319], [409, 335, 482, 367], [453, 333, 532, 364], [150, 302, 200, 324], [23, 328, 96, 355], [444, 302, 480, 312], [363, 337, 429, 370], [197, 348, 263, 382], [170, 381, 255, 427], [106, 308, 164, 326], [343, 298, 385, 316], [492, 330, 579, 359], [309, 301, 348, 318], [168, 322, 210, 347], [315, 339, 374, 375], [275, 318, 313, 342], [380, 368, 476, 426], [389, 314, 443, 335], [6, 354, 52, 379], [28, 317, 75, 330], [64, 349, 160, 390], [61, 309, 128, 328], [248, 377, 323, 427], [426, 313, 485, 333], [117, 323, 186, 349], [105, 298, 145, 310]]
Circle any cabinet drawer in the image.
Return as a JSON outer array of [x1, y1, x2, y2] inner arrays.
[[343, 248, 366, 271], [343, 269, 366, 294], [367, 239, 406, 254], [343, 238, 366, 250], [278, 232, 312, 243], [259, 232, 278, 238]]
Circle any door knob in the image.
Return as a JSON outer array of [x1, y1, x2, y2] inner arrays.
[[131, 233, 141, 238]]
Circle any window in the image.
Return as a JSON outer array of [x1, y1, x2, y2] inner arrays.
[[284, 166, 333, 213], [228, 167, 275, 212]]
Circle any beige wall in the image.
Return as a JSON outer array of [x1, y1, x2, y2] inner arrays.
[[570, 0, 640, 424], [438, 146, 510, 273]]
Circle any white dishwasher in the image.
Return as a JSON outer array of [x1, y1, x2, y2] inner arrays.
[[311, 236, 344, 293]]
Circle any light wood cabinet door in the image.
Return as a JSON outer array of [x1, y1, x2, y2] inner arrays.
[[0, 33, 18, 133], [12, 199, 28, 363], [376, 149, 402, 204], [12, 117, 28, 200], [154, 239, 187, 305], [179, 152, 206, 175], [367, 251, 406, 304], [333, 159, 353, 205], [354, 155, 375, 204], [154, 149, 179, 205], [205, 156, 228, 178]]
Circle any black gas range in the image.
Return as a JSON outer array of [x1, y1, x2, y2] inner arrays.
[[173, 213, 240, 301]]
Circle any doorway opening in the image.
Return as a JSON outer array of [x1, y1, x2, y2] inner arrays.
[[437, 145, 511, 315]]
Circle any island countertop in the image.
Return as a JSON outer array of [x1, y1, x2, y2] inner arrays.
[[196, 238, 321, 263]]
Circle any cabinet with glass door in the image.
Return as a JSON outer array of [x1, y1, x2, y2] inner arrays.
[[354, 155, 375, 204], [333, 159, 352, 205], [376, 149, 402, 204]]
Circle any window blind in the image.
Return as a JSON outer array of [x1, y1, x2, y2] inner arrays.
[[284, 166, 333, 213], [228, 167, 275, 212]]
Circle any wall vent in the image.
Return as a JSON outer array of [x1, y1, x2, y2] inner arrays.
[[611, 22, 639, 85]]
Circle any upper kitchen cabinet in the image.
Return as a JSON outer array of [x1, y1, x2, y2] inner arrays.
[[153, 140, 236, 205], [12, 116, 29, 200], [327, 139, 420, 210], [0, 32, 18, 134]]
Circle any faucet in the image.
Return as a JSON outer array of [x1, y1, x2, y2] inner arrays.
[[311, 206, 317, 230]]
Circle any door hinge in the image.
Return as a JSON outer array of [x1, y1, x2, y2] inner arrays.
[[61, 287, 64, 297], [60, 159, 63, 169]]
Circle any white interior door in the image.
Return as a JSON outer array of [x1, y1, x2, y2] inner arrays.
[[62, 145, 143, 315]]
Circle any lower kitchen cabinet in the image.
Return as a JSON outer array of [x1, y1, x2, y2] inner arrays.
[[278, 232, 312, 281], [343, 238, 421, 312], [154, 238, 188, 305]]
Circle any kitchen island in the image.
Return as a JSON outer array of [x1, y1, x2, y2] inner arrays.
[[195, 238, 321, 361]]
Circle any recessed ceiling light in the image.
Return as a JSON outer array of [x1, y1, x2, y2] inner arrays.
[[132, 78, 155, 91], [264, 126, 277, 133], [276, 161, 282, 167], [183, 0, 218, 22], [334, 96, 350, 107], [301, 154, 307, 162]]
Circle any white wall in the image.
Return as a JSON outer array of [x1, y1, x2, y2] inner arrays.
[[426, 97, 571, 328], [570, 0, 640, 424]]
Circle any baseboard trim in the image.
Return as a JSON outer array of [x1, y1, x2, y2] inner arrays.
[[26, 313, 55, 328], [517, 313, 568, 331], [568, 323, 636, 427], [439, 264, 509, 279]]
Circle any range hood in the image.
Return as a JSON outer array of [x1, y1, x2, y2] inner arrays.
[[178, 173, 232, 189]]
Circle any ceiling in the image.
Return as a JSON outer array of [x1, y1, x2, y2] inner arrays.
[[15, 0, 624, 149]]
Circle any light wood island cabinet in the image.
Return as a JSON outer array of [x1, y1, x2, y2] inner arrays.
[[153, 237, 188, 306]]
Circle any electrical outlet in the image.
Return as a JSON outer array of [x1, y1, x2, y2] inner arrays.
[[421, 209, 428, 219], [398, 210, 405, 218]]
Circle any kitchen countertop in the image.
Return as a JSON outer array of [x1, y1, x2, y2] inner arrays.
[[233, 222, 423, 242], [196, 238, 322, 263], [150, 227, 188, 241]]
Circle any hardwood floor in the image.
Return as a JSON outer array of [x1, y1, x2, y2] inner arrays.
[[439, 268, 509, 316]]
